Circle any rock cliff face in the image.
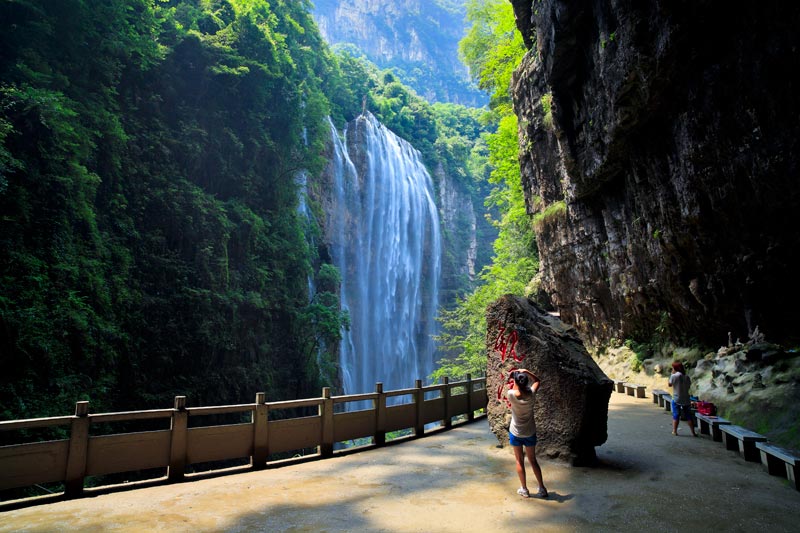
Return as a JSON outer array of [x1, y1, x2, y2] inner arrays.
[[312, 0, 485, 105], [509, 1, 800, 347], [436, 162, 479, 302], [597, 340, 800, 449]]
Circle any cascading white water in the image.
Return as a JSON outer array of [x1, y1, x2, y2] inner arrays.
[[328, 113, 441, 398], [295, 169, 316, 300]]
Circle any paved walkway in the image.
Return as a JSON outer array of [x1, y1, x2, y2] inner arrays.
[[2, 392, 799, 532]]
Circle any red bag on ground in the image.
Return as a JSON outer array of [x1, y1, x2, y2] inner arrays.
[[696, 401, 716, 416]]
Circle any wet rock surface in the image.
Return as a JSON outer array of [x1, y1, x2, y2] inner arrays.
[[486, 295, 613, 465]]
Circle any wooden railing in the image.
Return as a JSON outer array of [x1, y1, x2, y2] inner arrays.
[[0, 376, 487, 500]]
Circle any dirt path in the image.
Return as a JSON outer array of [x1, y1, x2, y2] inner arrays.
[[2, 392, 798, 532]]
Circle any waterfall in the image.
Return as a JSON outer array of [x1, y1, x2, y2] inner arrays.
[[328, 113, 441, 397], [295, 169, 316, 300]]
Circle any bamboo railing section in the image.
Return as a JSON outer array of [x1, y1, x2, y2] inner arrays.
[[0, 375, 487, 500]]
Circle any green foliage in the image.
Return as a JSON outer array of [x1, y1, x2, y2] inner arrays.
[[600, 31, 617, 50], [324, 45, 378, 124], [655, 311, 671, 339], [540, 92, 554, 129], [431, 102, 492, 193], [367, 69, 438, 159], [0, 0, 345, 420], [386, 428, 413, 440], [0, 0, 515, 421], [332, 47, 493, 201], [624, 339, 650, 372], [432, 115, 538, 379], [532, 200, 566, 228], [432, 0, 536, 381], [299, 264, 349, 386], [459, 0, 525, 112], [628, 352, 643, 372]]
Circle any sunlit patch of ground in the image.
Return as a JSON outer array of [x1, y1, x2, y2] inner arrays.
[[2, 392, 799, 532]]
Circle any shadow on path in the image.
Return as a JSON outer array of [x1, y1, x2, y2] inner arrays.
[[1, 392, 798, 532]]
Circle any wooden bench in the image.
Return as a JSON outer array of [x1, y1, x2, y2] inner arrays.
[[651, 389, 667, 405], [755, 442, 800, 491], [694, 413, 730, 441], [720, 424, 767, 462], [613, 380, 625, 393], [624, 383, 646, 398], [660, 393, 672, 411]]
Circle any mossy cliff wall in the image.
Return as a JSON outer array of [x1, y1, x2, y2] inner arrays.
[[509, 0, 800, 347]]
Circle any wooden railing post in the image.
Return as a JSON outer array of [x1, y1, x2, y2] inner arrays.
[[443, 376, 451, 429], [320, 387, 334, 458], [64, 401, 89, 498], [169, 396, 188, 482], [466, 374, 474, 421], [252, 392, 268, 469], [414, 379, 424, 437], [375, 383, 386, 446]]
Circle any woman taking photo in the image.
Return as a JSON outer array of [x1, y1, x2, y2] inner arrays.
[[507, 369, 548, 498]]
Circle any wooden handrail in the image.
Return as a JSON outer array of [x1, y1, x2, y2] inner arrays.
[[90, 409, 174, 424], [0, 416, 74, 431], [187, 404, 254, 416], [0, 376, 487, 501], [332, 392, 379, 403], [384, 387, 417, 397], [266, 397, 324, 410]]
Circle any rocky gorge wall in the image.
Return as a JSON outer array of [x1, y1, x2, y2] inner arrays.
[[436, 162, 480, 303], [312, 0, 485, 105], [509, 0, 800, 348]]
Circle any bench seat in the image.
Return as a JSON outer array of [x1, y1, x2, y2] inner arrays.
[[624, 383, 646, 398], [651, 389, 667, 404], [660, 393, 672, 411], [694, 413, 730, 441], [720, 424, 767, 462], [755, 442, 800, 491], [613, 379, 625, 393]]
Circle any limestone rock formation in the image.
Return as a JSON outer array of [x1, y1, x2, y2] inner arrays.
[[509, 1, 800, 347], [486, 295, 613, 465], [311, 0, 485, 105], [436, 162, 480, 302], [596, 338, 800, 449]]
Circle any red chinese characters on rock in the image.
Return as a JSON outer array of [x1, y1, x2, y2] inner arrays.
[[493, 326, 525, 407], [496, 370, 518, 407], [492, 326, 523, 363]]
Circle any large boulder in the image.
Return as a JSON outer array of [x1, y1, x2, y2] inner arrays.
[[486, 295, 613, 465]]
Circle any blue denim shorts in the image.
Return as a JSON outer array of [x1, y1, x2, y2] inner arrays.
[[671, 400, 693, 421], [509, 433, 537, 447]]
